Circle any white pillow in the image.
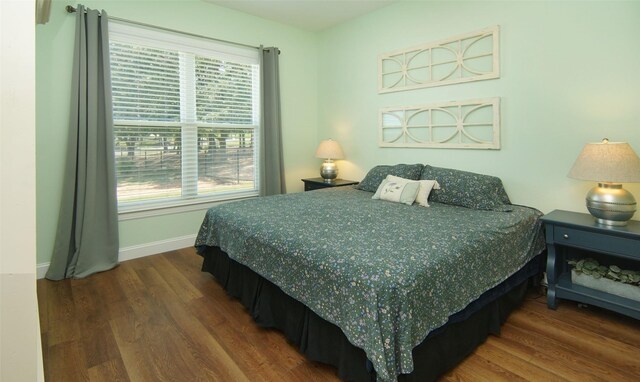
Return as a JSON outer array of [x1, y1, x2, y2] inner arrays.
[[386, 175, 440, 207], [372, 178, 420, 205]]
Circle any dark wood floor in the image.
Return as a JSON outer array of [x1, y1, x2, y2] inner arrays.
[[38, 248, 640, 381]]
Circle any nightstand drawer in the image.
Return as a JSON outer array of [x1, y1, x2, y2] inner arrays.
[[301, 178, 358, 192], [553, 226, 639, 258], [304, 182, 326, 191]]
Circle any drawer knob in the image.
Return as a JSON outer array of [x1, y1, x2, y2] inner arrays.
[[563, 234, 569, 239]]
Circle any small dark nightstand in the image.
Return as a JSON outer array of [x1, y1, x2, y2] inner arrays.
[[541, 209, 640, 319], [301, 178, 358, 191]]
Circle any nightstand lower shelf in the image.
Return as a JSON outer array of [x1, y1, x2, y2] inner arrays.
[[554, 273, 640, 319]]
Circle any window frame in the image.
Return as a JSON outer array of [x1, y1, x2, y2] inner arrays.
[[109, 21, 261, 215]]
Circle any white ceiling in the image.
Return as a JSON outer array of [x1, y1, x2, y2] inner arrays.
[[205, 0, 398, 32]]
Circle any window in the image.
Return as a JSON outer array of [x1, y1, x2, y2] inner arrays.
[[109, 22, 260, 212]]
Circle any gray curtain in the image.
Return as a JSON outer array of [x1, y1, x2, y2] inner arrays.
[[46, 5, 119, 280], [259, 47, 286, 196]]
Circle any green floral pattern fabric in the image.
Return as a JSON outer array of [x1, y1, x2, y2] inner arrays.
[[356, 163, 423, 192], [421, 165, 512, 211], [195, 187, 544, 381]]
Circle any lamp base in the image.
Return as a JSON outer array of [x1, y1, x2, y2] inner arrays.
[[585, 183, 636, 226], [320, 159, 338, 183]]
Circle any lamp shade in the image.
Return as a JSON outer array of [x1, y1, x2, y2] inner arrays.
[[315, 139, 344, 159], [568, 140, 640, 183]]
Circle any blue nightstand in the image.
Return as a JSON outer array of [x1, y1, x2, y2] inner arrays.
[[541, 210, 640, 319]]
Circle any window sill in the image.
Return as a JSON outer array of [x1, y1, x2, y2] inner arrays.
[[117, 193, 258, 221]]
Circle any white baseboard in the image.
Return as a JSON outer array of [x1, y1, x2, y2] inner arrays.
[[36, 234, 197, 279], [118, 234, 197, 262]]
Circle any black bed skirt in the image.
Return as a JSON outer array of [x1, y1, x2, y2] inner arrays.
[[199, 246, 543, 381]]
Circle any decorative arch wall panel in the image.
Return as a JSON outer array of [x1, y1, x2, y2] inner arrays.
[[378, 26, 500, 93], [379, 98, 500, 149]]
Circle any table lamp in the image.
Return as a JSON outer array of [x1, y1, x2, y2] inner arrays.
[[315, 139, 344, 183], [568, 138, 640, 226]]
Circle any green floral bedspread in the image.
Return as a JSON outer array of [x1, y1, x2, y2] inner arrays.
[[195, 187, 544, 381]]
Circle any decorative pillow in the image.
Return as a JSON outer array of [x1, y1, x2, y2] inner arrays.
[[372, 179, 421, 205], [420, 165, 512, 211], [356, 164, 423, 192], [385, 175, 440, 207]]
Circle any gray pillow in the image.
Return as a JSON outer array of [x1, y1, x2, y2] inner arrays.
[[420, 165, 512, 211], [356, 164, 423, 192]]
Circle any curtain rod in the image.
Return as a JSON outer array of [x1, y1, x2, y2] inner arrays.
[[65, 5, 268, 52]]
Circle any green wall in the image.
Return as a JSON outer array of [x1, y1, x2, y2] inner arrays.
[[317, 1, 640, 218], [36, 0, 640, 265], [36, 0, 319, 264]]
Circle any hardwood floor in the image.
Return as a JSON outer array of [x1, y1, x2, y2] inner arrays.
[[38, 248, 640, 381]]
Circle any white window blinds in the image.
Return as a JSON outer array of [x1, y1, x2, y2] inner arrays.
[[109, 21, 260, 211]]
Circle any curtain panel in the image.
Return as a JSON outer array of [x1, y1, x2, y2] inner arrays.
[[46, 5, 119, 280], [259, 47, 286, 196]]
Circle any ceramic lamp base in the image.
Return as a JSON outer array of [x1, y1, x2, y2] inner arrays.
[[320, 160, 338, 183], [586, 183, 636, 226]]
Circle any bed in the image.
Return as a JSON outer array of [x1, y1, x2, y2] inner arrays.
[[195, 164, 545, 381]]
